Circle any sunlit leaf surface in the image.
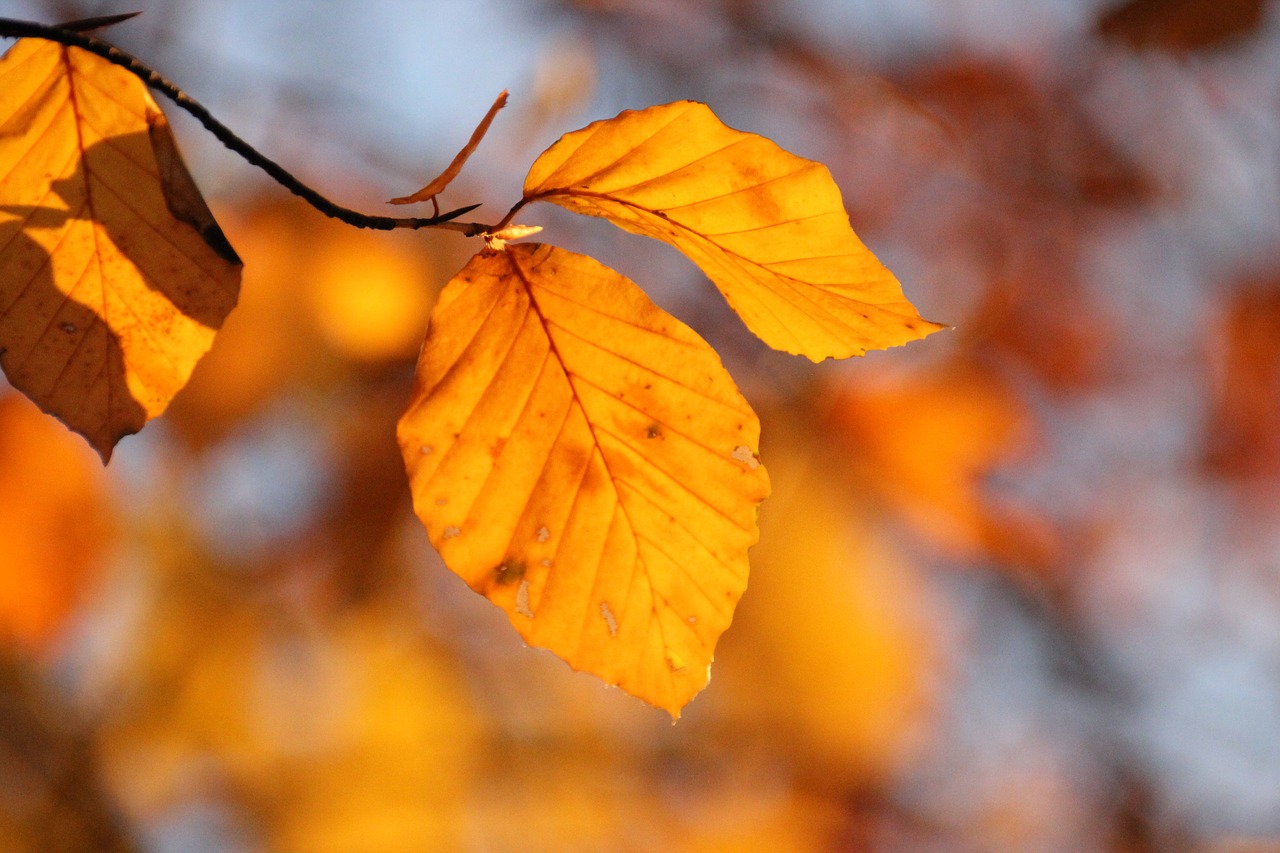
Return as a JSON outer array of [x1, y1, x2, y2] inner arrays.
[[398, 243, 770, 715], [0, 39, 240, 460], [523, 100, 945, 361]]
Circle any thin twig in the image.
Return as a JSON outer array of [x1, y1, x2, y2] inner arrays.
[[390, 90, 508, 206], [0, 17, 497, 235]]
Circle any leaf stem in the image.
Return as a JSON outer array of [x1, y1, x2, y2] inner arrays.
[[494, 198, 531, 232], [0, 17, 497, 234]]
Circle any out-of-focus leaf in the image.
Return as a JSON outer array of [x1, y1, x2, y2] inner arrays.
[[465, 752, 840, 852], [0, 392, 113, 649], [165, 202, 443, 448], [1096, 0, 1265, 53], [262, 607, 484, 852], [716, 416, 937, 784], [99, 548, 483, 850], [1204, 285, 1280, 481], [522, 101, 944, 361], [398, 243, 769, 716], [829, 364, 1058, 572], [968, 270, 1111, 392], [307, 226, 436, 363], [0, 39, 240, 460], [524, 36, 597, 143], [906, 60, 1153, 209]]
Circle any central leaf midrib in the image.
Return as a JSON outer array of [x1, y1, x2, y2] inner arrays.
[[508, 247, 682, 700]]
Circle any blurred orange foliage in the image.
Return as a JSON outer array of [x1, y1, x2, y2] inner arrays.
[[167, 200, 443, 448], [0, 392, 113, 649], [827, 363, 1059, 573], [719, 417, 939, 785]]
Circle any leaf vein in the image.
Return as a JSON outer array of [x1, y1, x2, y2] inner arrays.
[[592, 420, 752, 533], [543, 319, 747, 414]]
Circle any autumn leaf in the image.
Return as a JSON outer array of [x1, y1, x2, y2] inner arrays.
[[522, 100, 945, 361], [1096, 0, 1265, 53], [0, 38, 240, 460], [1204, 284, 1280, 480], [718, 415, 936, 785], [398, 243, 770, 716], [0, 391, 113, 650], [829, 364, 1054, 566]]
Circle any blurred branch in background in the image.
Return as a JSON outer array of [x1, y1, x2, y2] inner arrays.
[[0, 654, 134, 852]]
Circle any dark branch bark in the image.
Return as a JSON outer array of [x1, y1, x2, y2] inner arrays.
[[0, 17, 493, 234]]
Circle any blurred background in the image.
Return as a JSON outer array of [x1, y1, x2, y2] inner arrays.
[[2, 0, 1280, 850]]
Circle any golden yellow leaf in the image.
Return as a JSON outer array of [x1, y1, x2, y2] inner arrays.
[[0, 38, 240, 460], [522, 100, 946, 361], [398, 243, 770, 716]]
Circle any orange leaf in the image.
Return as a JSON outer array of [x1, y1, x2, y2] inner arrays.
[[0, 39, 240, 460], [398, 243, 770, 716], [522, 101, 945, 361], [0, 392, 114, 650]]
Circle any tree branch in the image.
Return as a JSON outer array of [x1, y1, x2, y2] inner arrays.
[[0, 17, 496, 235]]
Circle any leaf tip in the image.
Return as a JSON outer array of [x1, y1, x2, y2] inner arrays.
[[89, 427, 132, 466], [909, 315, 953, 342]]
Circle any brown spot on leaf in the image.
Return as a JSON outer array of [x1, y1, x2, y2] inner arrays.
[[493, 559, 526, 587]]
